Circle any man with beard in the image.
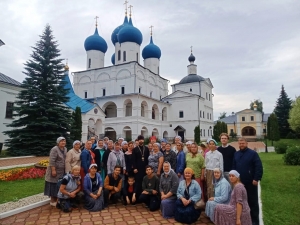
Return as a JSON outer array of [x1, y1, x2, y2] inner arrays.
[[132, 135, 150, 200]]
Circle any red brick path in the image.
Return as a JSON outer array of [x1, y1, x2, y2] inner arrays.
[[0, 203, 214, 225]]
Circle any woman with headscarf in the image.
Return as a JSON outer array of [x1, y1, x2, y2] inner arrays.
[[65, 140, 81, 173], [44, 137, 67, 206], [163, 143, 177, 170], [186, 143, 205, 199], [205, 168, 231, 223], [175, 142, 186, 182], [121, 141, 128, 153], [205, 139, 223, 199], [174, 167, 202, 224], [159, 161, 179, 218], [214, 170, 252, 225], [80, 140, 95, 190], [83, 164, 105, 211], [125, 141, 135, 178], [94, 139, 107, 182], [148, 143, 164, 177]]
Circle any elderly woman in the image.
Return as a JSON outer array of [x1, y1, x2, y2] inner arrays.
[[160, 161, 179, 218], [175, 142, 186, 182], [186, 143, 205, 199], [148, 143, 164, 177], [83, 164, 105, 211], [185, 141, 192, 154], [172, 135, 182, 154], [107, 142, 126, 175], [205, 139, 223, 199], [65, 140, 81, 173], [80, 140, 95, 190], [205, 168, 231, 223], [121, 141, 128, 153], [44, 137, 67, 206], [214, 170, 252, 225], [163, 143, 177, 170], [174, 168, 202, 224], [57, 165, 81, 212]]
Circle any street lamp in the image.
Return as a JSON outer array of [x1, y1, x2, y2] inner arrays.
[[264, 123, 268, 153]]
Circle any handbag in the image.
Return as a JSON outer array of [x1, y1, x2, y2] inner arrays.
[[194, 198, 206, 210]]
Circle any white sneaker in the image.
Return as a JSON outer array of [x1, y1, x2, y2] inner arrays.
[[50, 202, 57, 206]]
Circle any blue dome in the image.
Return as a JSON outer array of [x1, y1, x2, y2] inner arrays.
[[111, 53, 115, 65], [142, 36, 161, 59], [118, 18, 143, 45], [188, 53, 195, 62], [84, 28, 108, 53], [111, 16, 128, 45], [179, 74, 204, 84]]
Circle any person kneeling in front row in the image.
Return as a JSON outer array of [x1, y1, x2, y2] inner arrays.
[[123, 176, 137, 205], [57, 165, 81, 212], [139, 165, 160, 211], [83, 164, 105, 211], [104, 165, 122, 206]]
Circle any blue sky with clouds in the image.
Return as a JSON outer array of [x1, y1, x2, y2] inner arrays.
[[0, 0, 299, 119]]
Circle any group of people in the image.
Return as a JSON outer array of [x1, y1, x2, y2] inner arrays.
[[44, 133, 263, 225]]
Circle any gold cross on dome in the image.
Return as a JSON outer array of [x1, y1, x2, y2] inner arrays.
[[124, 0, 129, 15], [128, 5, 133, 17], [94, 16, 99, 27], [150, 25, 154, 36]]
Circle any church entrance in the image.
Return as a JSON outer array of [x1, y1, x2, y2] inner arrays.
[[104, 127, 116, 141], [174, 125, 186, 141], [242, 126, 256, 136]]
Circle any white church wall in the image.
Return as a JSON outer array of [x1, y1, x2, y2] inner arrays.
[[86, 50, 105, 69]]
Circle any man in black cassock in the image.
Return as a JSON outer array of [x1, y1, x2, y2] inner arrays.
[[132, 135, 150, 200]]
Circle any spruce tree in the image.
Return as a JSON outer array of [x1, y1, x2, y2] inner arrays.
[[267, 113, 280, 145], [274, 85, 292, 138], [3, 25, 71, 156], [194, 125, 200, 144], [70, 107, 82, 143]]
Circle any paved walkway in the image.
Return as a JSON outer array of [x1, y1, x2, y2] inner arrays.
[[0, 203, 213, 225], [0, 156, 48, 168]]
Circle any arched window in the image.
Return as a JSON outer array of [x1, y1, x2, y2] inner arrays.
[[118, 50, 121, 61], [88, 58, 91, 68], [123, 51, 126, 62]]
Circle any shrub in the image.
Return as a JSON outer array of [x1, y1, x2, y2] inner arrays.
[[285, 132, 297, 139], [283, 146, 300, 165], [274, 141, 288, 154]]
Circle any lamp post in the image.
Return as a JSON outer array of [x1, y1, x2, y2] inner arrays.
[[264, 123, 268, 153]]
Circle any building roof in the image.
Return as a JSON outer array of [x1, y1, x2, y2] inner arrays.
[[178, 74, 205, 84], [263, 113, 271, 122], [84, 27, 108, 53], [216, 114, 237, 124], [142, 36, 161, 59], [62, 72, 95, 113], [0, 72, 22, 86], [0, 39, 5, 46]]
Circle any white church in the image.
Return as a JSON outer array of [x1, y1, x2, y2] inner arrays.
[[64, 7, 214, 142]]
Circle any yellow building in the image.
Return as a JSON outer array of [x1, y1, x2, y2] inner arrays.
[[218, 106, 270, 138]]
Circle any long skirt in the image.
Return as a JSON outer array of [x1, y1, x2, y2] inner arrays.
[[214, 204, 252, 225], [206, 170, 214, 199], [161, 198, 176, 219], [174, 199, 201, 224], [80, 167, 86, 191], [205, 200, 218, 222], [44, 181, 58, 198], [84, 192, 105, 212]]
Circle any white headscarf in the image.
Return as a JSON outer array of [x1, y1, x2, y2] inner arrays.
[[229, 170, 240, 178], [163, 161, 173, 175]]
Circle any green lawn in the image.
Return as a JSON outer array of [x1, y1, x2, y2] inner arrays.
[[260, 153, 300, 225], [0, 178, 45, 204]]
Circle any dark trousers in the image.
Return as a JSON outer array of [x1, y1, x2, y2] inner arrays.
[[134, 178, 143, 200], [103, 189, 121, 204], [139, 194, 160, 211], [123, 192, 135, 205], [245, 183, 259, 225]]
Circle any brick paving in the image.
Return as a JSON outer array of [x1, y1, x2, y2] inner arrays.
[[0, 156, 48, 168], [0, 203, 214, 225]]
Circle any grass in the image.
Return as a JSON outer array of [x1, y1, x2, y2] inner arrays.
[[0, 178, 45, 204], [260, 153, 300, 225], [265, 138, 300, 146]]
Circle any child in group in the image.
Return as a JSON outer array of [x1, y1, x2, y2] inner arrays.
[[123, 176, 137, 205]]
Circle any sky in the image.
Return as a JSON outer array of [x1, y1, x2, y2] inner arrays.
[[0, 0, 299, 120]]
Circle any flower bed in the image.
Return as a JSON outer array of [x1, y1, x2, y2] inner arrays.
[[0, 167, 46, 181]]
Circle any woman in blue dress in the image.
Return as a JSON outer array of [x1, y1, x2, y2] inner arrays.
[[205, 168, 231, 223], [174, 167, 202, 224]]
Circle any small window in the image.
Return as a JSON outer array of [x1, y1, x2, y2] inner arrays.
[[210, 113, 212, 120], [190, 88, 192, 92], [160, 95, 162, 100], [118, 50, 121, 61], [242, 116, 245, 121], [206, 92, 208, 99], [200, 110, 202, 118], [88, 58, 91, 68], [179, 111, 184, 118], [251, 116, 254, 121], [5, 102, 14, 119], [121, 86, 125, 94], [230, 129, 234, 133], [139, 87, 141, 93], [103, 89, 106, 96], [150, 91, 153, 98], [207, 113, 209, 119], [200, 129, 202, 136], [204, 129, 205, 136], [136, 53, 138, 62], [158, 66, 159, 74], [203, 111, 205, 118], [123, 51, 126, 62], [209, 94, 211, 101], [84, 91, 87, 99]]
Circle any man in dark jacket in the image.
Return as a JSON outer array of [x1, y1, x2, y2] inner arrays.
[[233, 138, 263, 225]]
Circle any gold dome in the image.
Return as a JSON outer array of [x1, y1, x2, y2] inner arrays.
[[64, 64, 69, 71]]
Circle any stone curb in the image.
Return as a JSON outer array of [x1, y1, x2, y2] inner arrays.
[[0, 163, 35, 170], [258, 181, 264, 225], [0, 156, 35, 161], [0, 199, 50, 219]]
